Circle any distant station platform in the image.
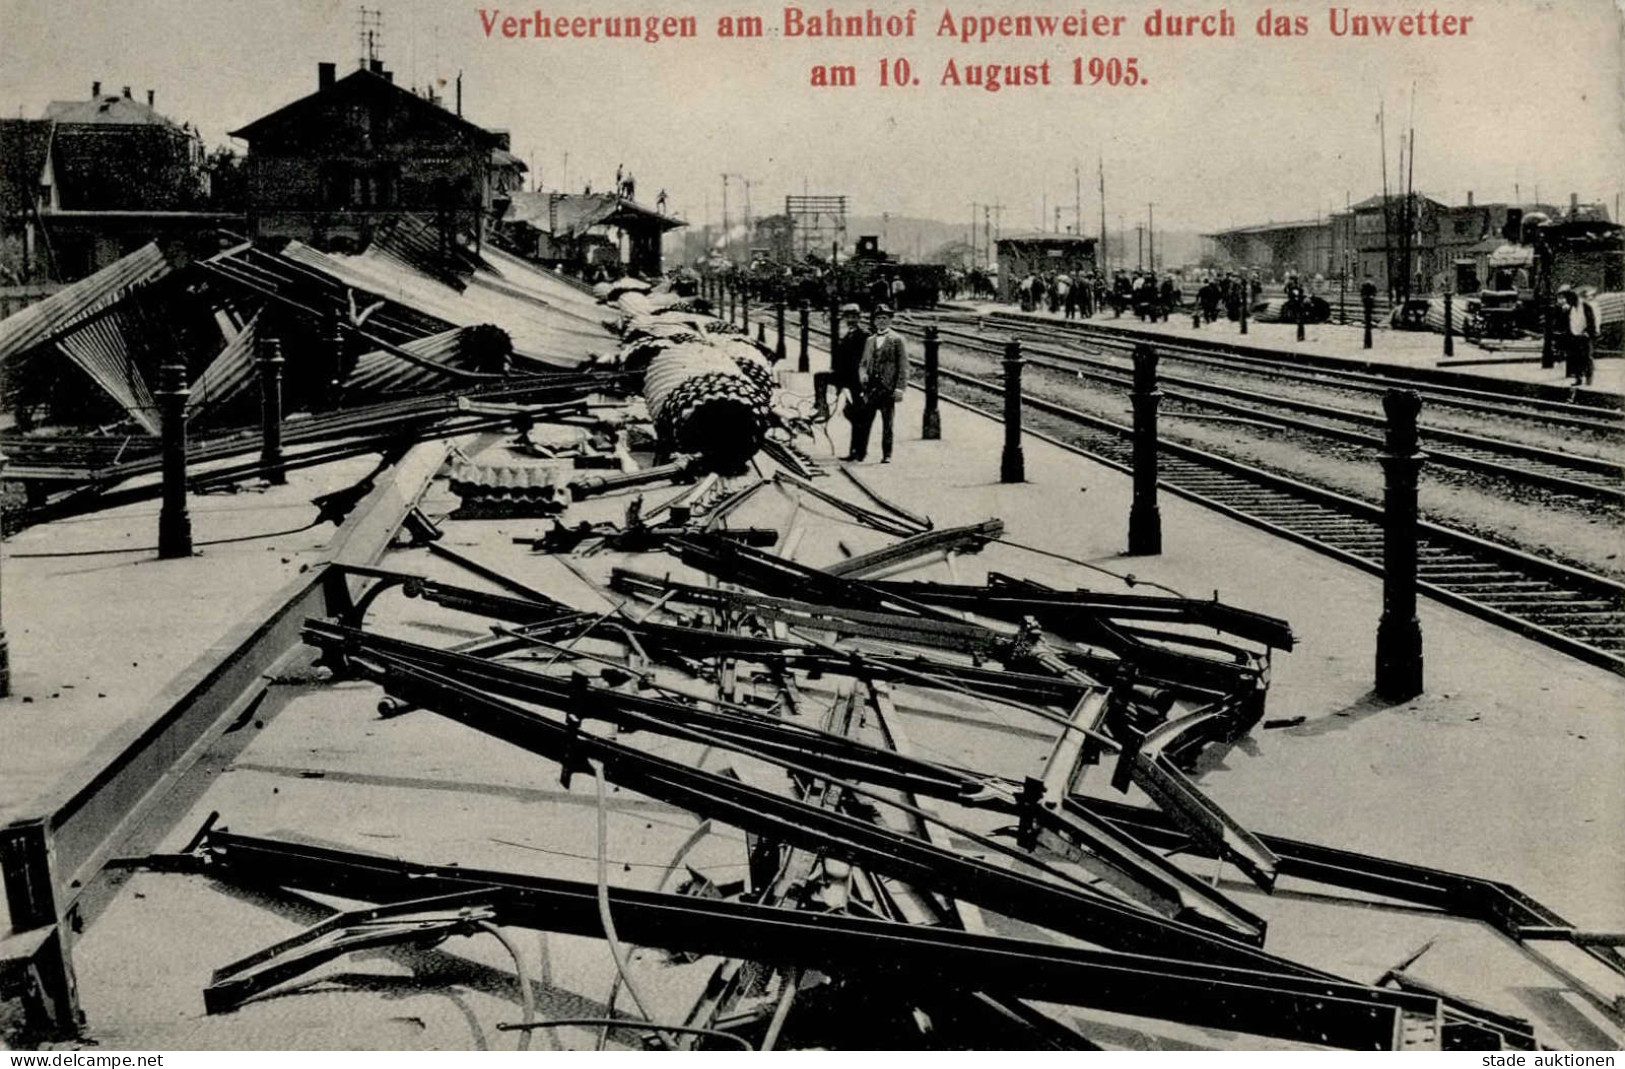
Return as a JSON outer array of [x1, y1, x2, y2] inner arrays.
[[958, 302, 1625, 397], [7, 358, 1620, 1048]]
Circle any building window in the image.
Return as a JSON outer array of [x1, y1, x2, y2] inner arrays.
[[323, 164, 398, 209]]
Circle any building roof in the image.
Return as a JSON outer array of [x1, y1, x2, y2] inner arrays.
[[491, 147, 527, 171], [1204, 219, 1325, 238], [1349, 192, 1447, 212], [995, 233, 1096, 246], [503, 190, 685, 236], [44, 93, 180, 128], [0, 118, 55, 216], [229, 67, 500, 147]]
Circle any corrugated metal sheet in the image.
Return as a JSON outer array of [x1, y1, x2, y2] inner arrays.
[[187, 308, 260, 418], [448, 460, 569, 515], [285, 242, 610, 368], [0, 242, 170, 365], [372, 214, 483, 290], [1593, 291, 1624, 330], [53, 304, 160, 433], [479, 245, 615, 324], [204, 244, 453, 345], [345, 327, 471, 394]]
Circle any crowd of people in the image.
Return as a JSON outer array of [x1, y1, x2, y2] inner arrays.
[[1009, 268, 1266, 323]]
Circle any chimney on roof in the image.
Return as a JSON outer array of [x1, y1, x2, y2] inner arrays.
[[147, 89, 154, 107], [1466, 191, 1473, 207], [319, 62, 336, 90], [122, 86, 131, 98], [1570, 192, 1579, 215], [369, 58, 384, 74], [383, 70, 393, 83], [92, 80, 101, 97]]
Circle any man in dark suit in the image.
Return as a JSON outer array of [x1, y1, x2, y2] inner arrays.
[[846, 305, 909, 463], [815, 304, 867, 420]]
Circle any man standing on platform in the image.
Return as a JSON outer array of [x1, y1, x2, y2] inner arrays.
[[845, 305, 909, 463], [1560, 287, 1597, 387], [815, 304, 868, 421]]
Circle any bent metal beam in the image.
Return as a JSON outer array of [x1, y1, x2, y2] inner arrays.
[[0, 439, 454, 1040]]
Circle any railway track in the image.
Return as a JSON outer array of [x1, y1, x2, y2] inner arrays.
[[975, 310, 1625, 433], [921, 322, 1625, 503], [768, 309, 1625, 673], [933, 363, 1625, 674]]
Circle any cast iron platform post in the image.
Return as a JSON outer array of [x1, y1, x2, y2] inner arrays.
[[258, 331, 286, 485], [1128, 343, 1163, 555], [157, 359, 193, 559], [922, 325, 941, 440], [1375, 388, 1425, 700], [1000, 338, 1025, 483]]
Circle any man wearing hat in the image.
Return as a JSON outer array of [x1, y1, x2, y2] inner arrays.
[[846, 305, 909, 463], [1559, 286, 1597, 387], [815, 303, 868, 421]]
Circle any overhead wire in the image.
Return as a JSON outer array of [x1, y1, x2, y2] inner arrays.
[[5, 516, 327, 558]]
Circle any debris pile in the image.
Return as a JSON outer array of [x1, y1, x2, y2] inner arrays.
[[114, 448, 1606, 1050]]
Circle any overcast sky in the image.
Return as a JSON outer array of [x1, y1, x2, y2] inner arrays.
[[3, 0, 1621, 235]]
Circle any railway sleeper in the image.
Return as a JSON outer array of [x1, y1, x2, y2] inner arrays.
[[1274, 516, 1371, 527], [1419, 562, 1515, 574], [1431, 579, 1557, 592], [1471, 595, 1618, 610], [1239, 504, 1357, 516], [1281, 524, 1380, 537], [1558, 624, 1625, 638]]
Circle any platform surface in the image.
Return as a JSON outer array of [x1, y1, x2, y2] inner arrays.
[[20, 377, 1619, 1050]]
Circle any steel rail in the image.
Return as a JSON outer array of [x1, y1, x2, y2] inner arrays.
[[981, 310, 1625, 418], [926, 322, 1625, 502], [980, 313, 1625, 433], [918, 367, 1625, 673]]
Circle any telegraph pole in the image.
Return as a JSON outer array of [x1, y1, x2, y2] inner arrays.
[[1148, 203, 1155, 271], [1075, 162, 1082, 238], [1098, 157, 1108, 274]]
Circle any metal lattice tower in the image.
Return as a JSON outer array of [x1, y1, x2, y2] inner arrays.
[[358, 6, 384, 68], [786, 195, 848, 261]]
